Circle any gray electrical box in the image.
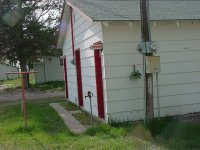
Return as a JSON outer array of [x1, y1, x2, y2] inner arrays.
[[145, 56, 160, 73]]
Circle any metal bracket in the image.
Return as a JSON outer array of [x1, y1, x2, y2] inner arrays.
[[137, 41, 158, 54]]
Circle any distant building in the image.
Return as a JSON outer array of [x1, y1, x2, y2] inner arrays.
[[33, 57, 64, 84], [57, 0, 200, 122], [0, 64, 19, 80]]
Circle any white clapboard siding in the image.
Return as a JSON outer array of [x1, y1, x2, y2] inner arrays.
[[156, 72, 200, 86], [0, 64, 18, 80], [107, 88, 144, 102], [62, 8, 105, 117], [107, 99, 143, 114], [160, 61, 200, 75], [104, 54, 143, 67], [103, 42, 139, 55], [102, 22, 144, 122], [154, 93, 200, 108], [154, 104, 200, 118], [108, 110, 144, 122], [103, 20, 200, 122]]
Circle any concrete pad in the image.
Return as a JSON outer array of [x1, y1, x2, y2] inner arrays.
[[50, 103, 86, 134]]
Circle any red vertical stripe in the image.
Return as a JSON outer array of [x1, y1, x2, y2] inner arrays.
[[94, 50, 105, 118], [75, 49, 83, 106], [63, 58, 68, 99], [70, 6, 75, 56]]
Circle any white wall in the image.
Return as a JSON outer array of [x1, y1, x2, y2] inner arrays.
[[62, 8, 105, 117], [102, 22, 144, 122], [33, 63, 45, 83], [0, 64, 18, 80], [33, 57, 64, 83], [102, 20, 200, 122], [44, 57, 64, 82]]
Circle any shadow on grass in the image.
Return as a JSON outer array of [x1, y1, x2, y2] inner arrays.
[[85, 123, 127, 138], [104, 117, 200, 150], [29, 132, 49, 150], [1, 100, 75, 136], [10, 126, 50, 150], [31, 81, 64, 91], [148, 117, 200, 150], [0, 78, 64, 91], [1, 101, 200, 150]]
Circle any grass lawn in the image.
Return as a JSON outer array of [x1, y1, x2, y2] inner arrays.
[[60, 101, 100, 125], [0, 100, 160, 150], [31, 81, 65, 91], [0, 74, 35, 89], [0, 74, 64, 91], [59, 101, 80, 111], [0, 100, 200, 150]]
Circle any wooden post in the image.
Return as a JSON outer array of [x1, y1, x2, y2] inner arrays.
[[140, 0, 154, 124], [6, 71, 38, 128], [21, 74, 27, 127]]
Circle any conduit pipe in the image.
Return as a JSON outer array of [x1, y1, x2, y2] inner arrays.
[[156, 73, 160, 118]]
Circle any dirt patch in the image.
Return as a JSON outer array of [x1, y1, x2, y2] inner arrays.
[[175, 112, 200, 124], [0, 88, 65, 104]]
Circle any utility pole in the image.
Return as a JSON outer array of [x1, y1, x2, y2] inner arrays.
[[139, 0, 155, 124]]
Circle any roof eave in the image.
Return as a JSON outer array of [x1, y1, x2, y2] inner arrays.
[[57, 3, 70, 49], [66, 0, 94, 22], [93, 18, 200, 22]]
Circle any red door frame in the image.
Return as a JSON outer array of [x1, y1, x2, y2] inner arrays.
[[75, 49, 83, 106], [63, 57, 68, 100], [94, 43, 105, 118]]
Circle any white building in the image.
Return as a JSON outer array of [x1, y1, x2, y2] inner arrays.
[[57, 0, 200, 122], [33, 57, 64, 84], [0, 64, 19, 80]]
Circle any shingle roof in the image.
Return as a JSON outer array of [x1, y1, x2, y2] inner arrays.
[[66, 0, 200, 21]]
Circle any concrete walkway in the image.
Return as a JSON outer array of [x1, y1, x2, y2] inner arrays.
[[50, 103, 86, 134]]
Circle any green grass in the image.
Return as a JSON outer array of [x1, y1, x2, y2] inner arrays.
[[0, 75, 64, 91], [147, 117, 200, 150], [31, 81, 65, 91], [0, 100, 200, 150], [0, 74, 35, 89], [0, 77, 23, 89], [72, 111, 100, 125], [59, 101, 99, 125], [60, 101, 80, 111], [0, 100, 165, 150]]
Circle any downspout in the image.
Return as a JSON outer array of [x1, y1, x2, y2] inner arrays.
[[70, 6, 75, 56], [63, 56, 69, 99]]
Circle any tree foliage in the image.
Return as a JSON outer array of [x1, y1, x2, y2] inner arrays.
[[0, 0, 63, 66], [0, 0, 63, 86]]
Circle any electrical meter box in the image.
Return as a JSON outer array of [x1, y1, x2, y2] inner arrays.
[[145, 56, 160, 73]]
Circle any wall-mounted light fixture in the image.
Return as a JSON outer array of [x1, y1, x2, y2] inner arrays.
[[70, 57, 75, 65]]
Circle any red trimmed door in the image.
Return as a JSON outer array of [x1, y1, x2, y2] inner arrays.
[[63, 57, 68, 99], [94, 49, 105, 118], [75, 49, 83, 106]]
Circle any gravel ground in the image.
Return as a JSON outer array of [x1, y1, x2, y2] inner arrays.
[[175, 112, 200, 124], [0, 85, 65, 104], [1, 84, 200, 124]]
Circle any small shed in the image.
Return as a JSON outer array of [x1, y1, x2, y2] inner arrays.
[[0, 64, 19, 80], [57, 0, 200, 122], [33, 57, 64, 84]]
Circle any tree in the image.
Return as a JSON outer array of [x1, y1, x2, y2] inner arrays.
[[0, 0, 63, 87]]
